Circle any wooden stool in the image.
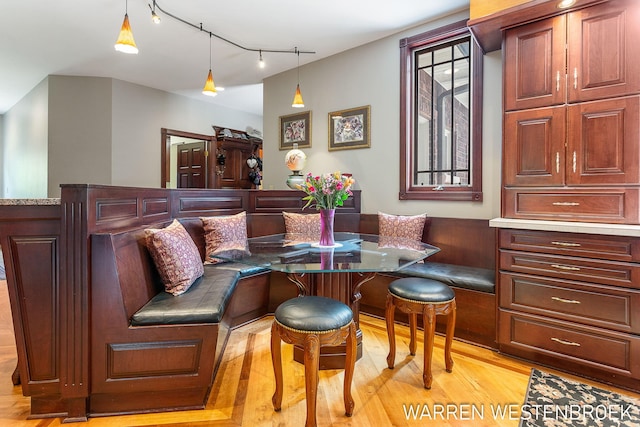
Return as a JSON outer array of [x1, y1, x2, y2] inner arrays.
[[385, 277, 456, 389], [271, 296, 357, 427]]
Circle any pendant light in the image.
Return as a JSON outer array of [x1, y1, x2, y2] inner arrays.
[[291, 48, 304, 108], [115, 0, 138, 54], [202, 32, 217, 97], [149, 0, 161, 24]]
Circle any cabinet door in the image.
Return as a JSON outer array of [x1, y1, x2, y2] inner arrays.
[[504, 15, 566, 111], [567, 95, 640, 185], [503, 106, 566, 186], [567, 0, 640, 102]]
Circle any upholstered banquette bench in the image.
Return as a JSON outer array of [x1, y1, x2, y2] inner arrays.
[[89, 216, 272, 416]]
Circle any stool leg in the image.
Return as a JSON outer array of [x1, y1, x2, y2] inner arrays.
[[409, 313, 418, 356], [444, 300, 456, 373], [270, 322, 283, 411], [303, 334, 320, 427], [343, 322, 356, 417], [422, 304, 436, 389], [385, 293, 396, 369]]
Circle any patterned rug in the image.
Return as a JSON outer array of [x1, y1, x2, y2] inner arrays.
[[520, 369, 640, 427]]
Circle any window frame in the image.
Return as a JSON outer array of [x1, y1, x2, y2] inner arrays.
[[399, 20, 483, 201]]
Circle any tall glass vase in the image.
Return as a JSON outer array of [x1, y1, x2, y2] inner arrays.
[[319, 208, 335, 247]]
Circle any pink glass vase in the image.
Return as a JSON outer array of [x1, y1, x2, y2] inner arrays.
[[319, 208, 335, 247]]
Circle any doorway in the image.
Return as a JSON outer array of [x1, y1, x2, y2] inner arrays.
[[161, 128, 216, 188]]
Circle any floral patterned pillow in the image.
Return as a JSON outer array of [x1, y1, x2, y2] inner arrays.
[[283, 211, 320, 236], [145, 219, 204, 296], [201, 212, 249, 264], [378, 212, 427, 241]]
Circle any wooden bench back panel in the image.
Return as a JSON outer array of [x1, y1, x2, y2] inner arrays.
[[102, 225, 165, 320]]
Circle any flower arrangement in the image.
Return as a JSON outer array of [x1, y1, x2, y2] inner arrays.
[[298, 172, 355, 210]]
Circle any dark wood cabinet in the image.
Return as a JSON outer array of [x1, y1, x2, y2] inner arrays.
[[497, 228, 640, 390], [212, 126, 262, 189], [502, 0, 640, 224], [497, 0, 640, 391]]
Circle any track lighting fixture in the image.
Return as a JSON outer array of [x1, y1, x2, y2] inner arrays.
[[115, 1, 315, 100], [292, 49, 305, 108], [202, 32, 217, 97], [259, 50, 266, 69], [149, 1, 161, 24], [115, 0, 138, 54]]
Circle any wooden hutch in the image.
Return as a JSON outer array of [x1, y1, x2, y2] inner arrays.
[[471, 0, 640, 391]]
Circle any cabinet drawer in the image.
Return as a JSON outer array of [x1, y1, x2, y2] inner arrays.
[[499, 272, 640, 333], [499, 229, 640, 262], [498, 310, 640, 377], [500, 250, 640, 289], [502, 188, 640, 224]]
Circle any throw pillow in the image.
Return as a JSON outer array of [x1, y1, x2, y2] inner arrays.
[[201, 211, 249, 263], [283, 211, 320, 235], [378, 212, 427, 241], [145, 219, 204, 296]]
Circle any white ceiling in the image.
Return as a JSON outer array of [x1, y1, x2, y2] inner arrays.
[[0, 0, 469, 116]]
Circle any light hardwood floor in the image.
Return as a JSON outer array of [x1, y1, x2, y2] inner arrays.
[[1, 280, 637, 426]]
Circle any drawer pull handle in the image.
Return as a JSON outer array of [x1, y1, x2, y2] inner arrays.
[[551, 241, 581, 247], [573, 67, 578, 89], [556, 71, 560, 92], [551, 264, 581, 271], [552, 202, 580, 206], [551, 337, 581, 347], [551, 296, 581, 304]]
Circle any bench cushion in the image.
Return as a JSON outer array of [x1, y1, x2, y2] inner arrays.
[[395, 261, 495, 294], [209, 262, 270, 277], [131, 266, 239, 326]]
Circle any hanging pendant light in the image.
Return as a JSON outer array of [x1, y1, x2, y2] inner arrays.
[[115, 0, 138, 54], [292, 48, 304, 108], [203, 32, 217, 97]]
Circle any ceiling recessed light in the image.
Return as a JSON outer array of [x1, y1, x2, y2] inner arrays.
[[558, 0, 576, 9]]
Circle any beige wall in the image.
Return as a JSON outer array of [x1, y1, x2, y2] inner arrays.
[[1, 76, 263, 197], [262, 11, 503, 219], [2, 78, 49, 198]]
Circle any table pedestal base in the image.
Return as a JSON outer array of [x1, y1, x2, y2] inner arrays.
[[287, 270, 376, 370]]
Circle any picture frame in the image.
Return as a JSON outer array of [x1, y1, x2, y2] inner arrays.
[[328, 105, 371, 151], [279, 111, 312, 150]]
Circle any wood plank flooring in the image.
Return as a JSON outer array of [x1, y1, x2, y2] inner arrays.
[[1, 280, 637, 426]]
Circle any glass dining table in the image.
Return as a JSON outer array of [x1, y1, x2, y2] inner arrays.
[[215, 232, 440, 369]]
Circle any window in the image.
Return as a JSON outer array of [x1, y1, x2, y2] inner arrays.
[[400, 20, 483, 201]]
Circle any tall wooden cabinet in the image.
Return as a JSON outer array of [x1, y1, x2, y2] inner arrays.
[[502, 0, 640, 224], [212, 126, 262, 189], [496, 0, 640, 391]]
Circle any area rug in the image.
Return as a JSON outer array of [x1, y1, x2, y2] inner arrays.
[[520, 368, 640, 427]]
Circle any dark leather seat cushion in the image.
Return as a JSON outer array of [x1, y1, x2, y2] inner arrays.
[[395, 261, 495, 294], [275, 296, 353, 332], [389, 277, 455, 303], [209, 261, 270, 277], [131, 266, 239, 326]]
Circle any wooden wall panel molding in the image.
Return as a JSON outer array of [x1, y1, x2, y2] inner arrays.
[[107, 340, 202, 379]]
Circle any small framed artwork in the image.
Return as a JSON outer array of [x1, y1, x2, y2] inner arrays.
[[328, 105, 371, 151], [279, 111, 312, 150]]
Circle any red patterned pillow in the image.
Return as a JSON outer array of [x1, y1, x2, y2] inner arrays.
[[378, 212, 427, 241], [145, 219, 204, 296], [201, 212, 249, 263]]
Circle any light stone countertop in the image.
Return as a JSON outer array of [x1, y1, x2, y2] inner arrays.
[[0, 198, 61, 206], [490, 217, 640, 237]]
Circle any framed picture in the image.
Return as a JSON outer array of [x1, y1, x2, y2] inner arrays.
[[328, 105, 370, 151], [279, 111, 311, 150]]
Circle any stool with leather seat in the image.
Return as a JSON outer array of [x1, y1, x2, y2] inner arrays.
[[385, 277, 456, 389], [271, 295, 356, 427]]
